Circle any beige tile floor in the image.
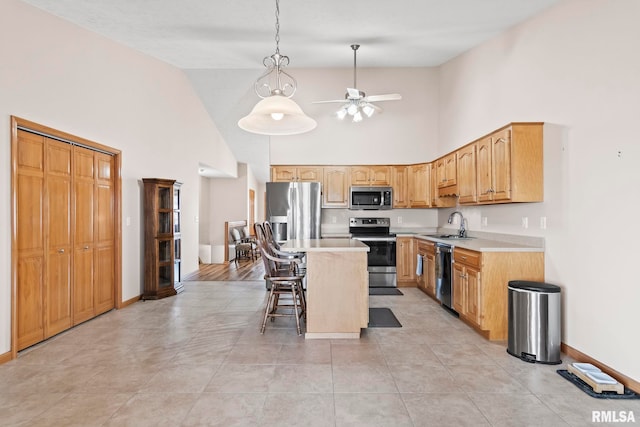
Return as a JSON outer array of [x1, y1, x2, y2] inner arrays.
[[1, 281, 638, 426]]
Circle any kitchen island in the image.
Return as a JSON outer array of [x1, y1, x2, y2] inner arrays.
[[280, 239, 370, 339]]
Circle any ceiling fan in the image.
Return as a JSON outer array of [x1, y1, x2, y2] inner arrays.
[[313, 44, 402, 122]]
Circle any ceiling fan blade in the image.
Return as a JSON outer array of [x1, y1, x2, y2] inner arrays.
[[364, 93, 402, 102], [366, 102, 384, 113], [312, 99, 349, 104]]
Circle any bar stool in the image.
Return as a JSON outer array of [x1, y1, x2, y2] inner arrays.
[[255, 223, 306, 335]]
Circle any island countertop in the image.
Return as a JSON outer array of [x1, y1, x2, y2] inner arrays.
[[281, 238, 370, 253]]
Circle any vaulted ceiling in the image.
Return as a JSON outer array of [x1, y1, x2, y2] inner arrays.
[[22, 0, 561, 182]]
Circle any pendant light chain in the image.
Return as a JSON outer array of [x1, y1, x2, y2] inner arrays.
[[274, 0, 281, 55]]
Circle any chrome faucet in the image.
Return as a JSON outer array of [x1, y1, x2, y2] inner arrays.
[[448, 211, 467, 238]]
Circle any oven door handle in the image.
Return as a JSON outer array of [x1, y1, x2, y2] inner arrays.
[[352, 237, 396, 242]]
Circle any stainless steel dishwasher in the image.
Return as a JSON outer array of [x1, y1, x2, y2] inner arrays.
[[435, 242, 455, 312]]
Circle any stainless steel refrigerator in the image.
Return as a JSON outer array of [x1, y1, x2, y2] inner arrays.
[[266, 182, 321, 242]]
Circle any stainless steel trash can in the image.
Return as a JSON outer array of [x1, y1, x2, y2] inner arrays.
[[507, 281, 561, 364]]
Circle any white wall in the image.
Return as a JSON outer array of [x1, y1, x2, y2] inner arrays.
[[270, 67, 440, 165], [0, 0, 237, 354], [438, 0, 640, 381]]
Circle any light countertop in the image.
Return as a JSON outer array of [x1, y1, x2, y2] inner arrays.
[[281, 238, 370, 253], [414, 234, 544, 252]]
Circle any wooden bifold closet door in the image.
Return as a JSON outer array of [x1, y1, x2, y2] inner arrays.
[[16, 129, 115, 351]]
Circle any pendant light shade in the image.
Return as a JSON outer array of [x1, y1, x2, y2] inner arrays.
[[238, 0, 316, 136], [238, 95, 317, 135]]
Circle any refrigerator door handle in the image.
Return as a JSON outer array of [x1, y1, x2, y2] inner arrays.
[[289, 185, 295, 241]]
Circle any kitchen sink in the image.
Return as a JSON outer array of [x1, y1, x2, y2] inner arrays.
[[421, 234, 475, 240]]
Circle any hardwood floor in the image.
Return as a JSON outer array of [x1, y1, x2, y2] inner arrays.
[[185, 258, 265, 281]]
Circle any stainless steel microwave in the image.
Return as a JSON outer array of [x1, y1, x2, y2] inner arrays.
[[349, 186, 393, 210]]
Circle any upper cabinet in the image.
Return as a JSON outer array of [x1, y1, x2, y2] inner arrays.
[[350, 165, 391, 186], [269, 122, 544, 208], [476, 123, 543, 204], [322, 166, 349, 208], [436, 153, 457, 197], [271, 166, 323, 182], [391, 166, 409, 208], [408, 163, 430, 208], [457, 143, 478, 204]]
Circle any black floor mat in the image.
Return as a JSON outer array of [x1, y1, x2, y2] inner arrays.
[[368, 307, 402, 328], [557, 370, 640, 399], [369, 287, 403, 296]]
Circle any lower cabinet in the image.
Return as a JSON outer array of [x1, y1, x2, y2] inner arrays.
[[452, 247, 544, 341], [396, 237, 416, 286], [416, 240, 437, 299]]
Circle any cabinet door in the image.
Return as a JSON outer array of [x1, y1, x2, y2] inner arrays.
[[457, 144, 477, 204], [465, 267, 481, 326], [452, 262, 465, 314], [350, 166, 371, 186], [408, 163, 429, 207], [391, 166, 409, 208], [425, 251, 436, 298], [271, 166, 297, 182], [297, 166, 322, 182], [476, 136, 493, 202], [436, 157, 447, 188], [45, 139, 72, 337], [396, 237, 415, 283], [322, 167, 349, 208], [444, 153, 457, 187], [369, 166, 391, 186], [492, 128, 512, 201]]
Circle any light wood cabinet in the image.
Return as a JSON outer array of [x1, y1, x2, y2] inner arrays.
[[350, 165, 391, 186], [452, 247, 544, 340], [271, 165, 322, 182], [396, 237, 416, 286], [15, 129, 115, 351], [408, 163, 430, 208], [416, 240, 437, 299], [430, 162, 455, 208], [452, 249, 481, 326], [436, 153, 457, 197], [476, 123, 543, 203], [322, 166, 349, 208], [457, 143, 477, 204], [391, 166, 409, 208], [142, 178, 183, 300]]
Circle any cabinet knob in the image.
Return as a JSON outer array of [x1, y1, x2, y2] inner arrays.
[[57, 249, 65, 254], [84, 245, 89, 250]]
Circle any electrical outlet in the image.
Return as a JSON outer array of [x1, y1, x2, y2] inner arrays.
[[331, 216, 336, 224], [125, 217, 131, 227], [194, 216, 199, 223], [397, 216, 403, 224], [521, 217, 529, 229], [482, 217, 488, 227], [540, 217, 547, 229]]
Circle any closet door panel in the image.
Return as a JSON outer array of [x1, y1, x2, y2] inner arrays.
[[45, 139, 73, 337], [73, 148, 95, 324], [95, 153, 115, 314], [16, 131, 45, 350]]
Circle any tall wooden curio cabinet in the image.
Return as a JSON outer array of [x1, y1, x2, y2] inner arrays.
[[142, 178, 183, 299]]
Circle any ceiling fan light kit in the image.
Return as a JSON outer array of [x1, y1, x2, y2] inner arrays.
[[314, 44, 402, 123], [238, 0, 316, 136]]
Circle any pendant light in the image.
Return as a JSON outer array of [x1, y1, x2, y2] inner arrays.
[[238, 0, 316, 136]]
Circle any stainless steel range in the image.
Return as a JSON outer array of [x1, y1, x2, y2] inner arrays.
[[349, 217, 397, 288]]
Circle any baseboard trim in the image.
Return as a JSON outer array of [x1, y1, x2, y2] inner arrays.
[[0, 350, 12, 365], [121, 294, 141, 308], [562, 342, 639, 393]]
